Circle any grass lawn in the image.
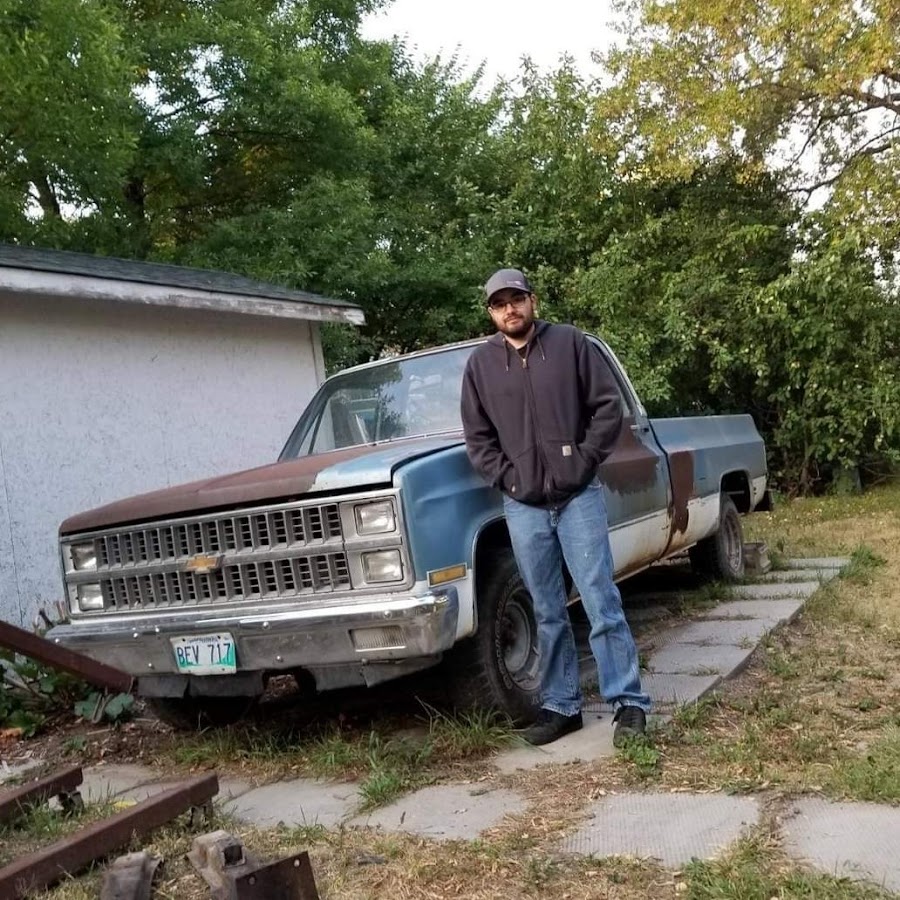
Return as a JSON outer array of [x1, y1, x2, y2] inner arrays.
[[4, 481, 900, 898]]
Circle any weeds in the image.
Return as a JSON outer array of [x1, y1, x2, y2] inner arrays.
[[840, 545, 888, 585], [62, 735, 88, 754], [830, 726, 900, 803], [683, 832, 891, 899], [1, 625, 132, 736], [0, 651, 89, 736], [73, 691, 134, 724], [166, 705, 515, 811], [762, 641, 800, 679], [0, 796, 119, 869], [617, 734, 661, 778], [767, 538, 789, 570], [358, 767, 413, 810], [424, 704, 514, 758], [673, 694, 720, 730], [671, 581, 732, 616], [171, 725, 291, 768]]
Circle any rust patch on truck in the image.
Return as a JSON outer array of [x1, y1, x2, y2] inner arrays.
[[600, 420, 658, 494], [667, 449, 694, 534], [60, 444, 380, 534]]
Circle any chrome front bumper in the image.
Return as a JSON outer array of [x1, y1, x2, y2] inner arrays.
[[46, 588, 459, 678]]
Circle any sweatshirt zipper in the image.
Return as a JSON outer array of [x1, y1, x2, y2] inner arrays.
[[520, 347, 554, 501]]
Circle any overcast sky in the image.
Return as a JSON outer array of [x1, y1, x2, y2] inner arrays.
[[361, 0, 621, 85]]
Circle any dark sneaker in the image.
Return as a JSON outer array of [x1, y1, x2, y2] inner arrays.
[[520, 709, 583, 746], [612, 705, 647, 748]]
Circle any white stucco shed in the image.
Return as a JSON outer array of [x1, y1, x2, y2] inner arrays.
[[0, 244, 364, 626]]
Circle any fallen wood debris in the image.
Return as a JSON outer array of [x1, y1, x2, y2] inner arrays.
[[188, 830, 320, 900], [0, 765, 83, 826], [0, 619, 133, 694], [0, 772, 217, 900], [100, 851, 162, 900]]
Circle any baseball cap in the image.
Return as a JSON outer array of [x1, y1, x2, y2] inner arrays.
[[484, 268, 533, 302]]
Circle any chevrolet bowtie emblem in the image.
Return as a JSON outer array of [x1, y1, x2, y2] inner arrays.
[[184, 553, 223, 574]]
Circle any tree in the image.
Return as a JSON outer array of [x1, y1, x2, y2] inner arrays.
[[0, 0, 137, 243], [602, 0, 900, 250], [743, 229, 900, 491], [563, 161, 900, 493], [1, 0, 510, 363], [331, 56, 508, 357], [565, 163, 798, 408], [480, 61, 622, 317]]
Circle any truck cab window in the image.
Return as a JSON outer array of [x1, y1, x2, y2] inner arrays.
[[282, 346, 474, 458]]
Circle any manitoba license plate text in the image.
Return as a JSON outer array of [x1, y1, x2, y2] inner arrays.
[[170, 633, 236, 675]]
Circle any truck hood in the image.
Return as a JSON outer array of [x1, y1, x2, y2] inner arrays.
[[61, 436, 464, 534]]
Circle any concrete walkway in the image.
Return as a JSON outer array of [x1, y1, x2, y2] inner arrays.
[[7, 557, 900, 893]]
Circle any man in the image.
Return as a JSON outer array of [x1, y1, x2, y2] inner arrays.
[[460, 268, 650, 747]]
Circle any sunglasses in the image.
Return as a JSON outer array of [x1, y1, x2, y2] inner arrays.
[[488, 292, 531, 311]]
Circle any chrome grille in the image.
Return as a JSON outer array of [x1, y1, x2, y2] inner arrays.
[[97, 504, 342, 566], [100, 553, 351, 610], [89, 502, 347, 612]]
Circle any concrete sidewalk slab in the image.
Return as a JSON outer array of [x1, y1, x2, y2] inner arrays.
[[350, 784, 524, 839], [640, 673, 721, 708], [0, 759, 42, 785], [648, 642, 754, 676], [80, 763, 162, 803], [731, 581, 821, 600], [218, 777, 255, 803], [665, 618, 779, 647], [783, 797, 900, 892], [223, 778, 359, 828], [79, 764, 250, 805], [561, 792, 760, 866], [756, 569, 836, 583], [786, 557, 849, 570], [697, 598, 804, 623], [494, 712, 616, 773]]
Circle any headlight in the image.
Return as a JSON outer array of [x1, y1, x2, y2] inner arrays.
[[362, 549, 403, 583], [76, 583, 104, 611], [68, 542, 97, 572], [355, 501, 396, 536]]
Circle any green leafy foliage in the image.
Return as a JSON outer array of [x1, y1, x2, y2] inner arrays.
[[1, 0, 897, 492], [558, 163, 899, 492], [565, 163, 797, 406], [0, 0, 137, 240], [603, 0, 900, 252], [73, 690, 135, 723], [0, 648, 92, 736], [479, 62, 622, 313]]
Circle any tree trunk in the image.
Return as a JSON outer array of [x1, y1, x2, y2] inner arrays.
[[123, 174, 151, 259], [31, 170, 61, 219]]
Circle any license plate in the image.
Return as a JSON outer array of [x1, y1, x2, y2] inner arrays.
[[170, 633, 236, 675]]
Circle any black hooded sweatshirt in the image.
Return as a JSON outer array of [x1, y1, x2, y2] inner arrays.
[[460, 321, 623, 506]]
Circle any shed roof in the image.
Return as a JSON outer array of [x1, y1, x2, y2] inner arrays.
[[0, 243, 365, 325]]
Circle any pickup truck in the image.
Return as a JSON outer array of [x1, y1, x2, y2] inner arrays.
[[49, 337, 768, 727]]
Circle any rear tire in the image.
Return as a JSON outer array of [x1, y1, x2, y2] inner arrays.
[[444, 549, 541, 723], [146, 696, 258, 730], [689, 495, 744, 581]]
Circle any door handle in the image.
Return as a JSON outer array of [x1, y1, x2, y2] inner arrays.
[[630, 423, 650, 434]]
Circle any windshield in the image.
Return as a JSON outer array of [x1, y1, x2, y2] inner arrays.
[[280, 345, 475, 459]]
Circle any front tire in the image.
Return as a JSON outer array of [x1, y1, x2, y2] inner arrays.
[[445, 549, 541, 722], [690, 495, 744, 581]]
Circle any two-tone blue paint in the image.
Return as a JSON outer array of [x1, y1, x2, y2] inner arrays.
[[651, 414, 766, 503], [300, 436, 462, 494], [394, 441, 497, 582]]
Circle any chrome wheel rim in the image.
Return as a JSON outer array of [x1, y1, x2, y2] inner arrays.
[[722, 512, 744, 574], [501, 589, 541, 690]]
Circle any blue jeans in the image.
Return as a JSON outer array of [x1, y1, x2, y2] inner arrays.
[[503, 481, 651, 716]]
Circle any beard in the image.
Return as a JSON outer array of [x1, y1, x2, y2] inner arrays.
[[498, 310, 535, 340]]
